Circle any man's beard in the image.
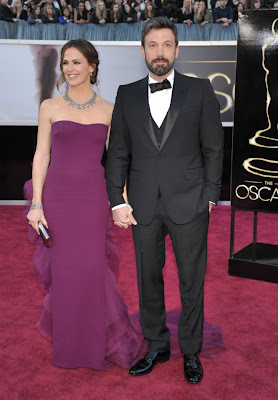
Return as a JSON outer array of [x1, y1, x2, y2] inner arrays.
[[145, 57, 175, 77]]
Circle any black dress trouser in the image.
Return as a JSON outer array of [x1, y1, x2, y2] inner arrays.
[[132, 197, 209, 355]]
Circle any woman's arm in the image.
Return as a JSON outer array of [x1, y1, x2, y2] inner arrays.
[[194, 11, 202, 23], [27, 100, 52, 234]]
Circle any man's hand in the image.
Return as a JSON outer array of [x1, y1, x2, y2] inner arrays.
[[112, 204, 137, 229], [126, 204, 137, 226]]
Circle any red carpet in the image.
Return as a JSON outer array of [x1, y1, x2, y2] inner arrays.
[[1, 206, 278, 400]]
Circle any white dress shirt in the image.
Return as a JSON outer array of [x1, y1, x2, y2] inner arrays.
[[148, 69, 174, 128]]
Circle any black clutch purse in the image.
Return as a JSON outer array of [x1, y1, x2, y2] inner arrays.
[[39, 221, 53, 248]]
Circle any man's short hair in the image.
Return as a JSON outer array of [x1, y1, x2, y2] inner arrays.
[[141, 17, 179, 48]]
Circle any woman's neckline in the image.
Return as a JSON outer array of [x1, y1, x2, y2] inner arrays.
[[51, 120, 109, 127]]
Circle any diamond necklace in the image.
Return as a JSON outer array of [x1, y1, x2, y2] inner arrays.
[[63, 90, 97, 112]]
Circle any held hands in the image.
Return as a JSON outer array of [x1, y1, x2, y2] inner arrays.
[[209, 202, 213, 214], [112, 204, 137, 229], [27, 208, 48, 235]]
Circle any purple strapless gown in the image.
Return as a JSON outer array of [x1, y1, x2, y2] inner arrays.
[[24, 121, 226, 370]]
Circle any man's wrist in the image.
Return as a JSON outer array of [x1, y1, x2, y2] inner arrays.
[[111, 203, 127, 211]]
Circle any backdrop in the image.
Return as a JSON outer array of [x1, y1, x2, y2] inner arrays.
[[0, 40, 236, 200], [0, 40, 236, 125]]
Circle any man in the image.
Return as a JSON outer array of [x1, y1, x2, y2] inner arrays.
[[212, 0, 233, 27], [106, 17, 223, 384], [0, 0, 17, 22]]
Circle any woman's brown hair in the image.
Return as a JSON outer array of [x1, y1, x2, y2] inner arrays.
[[57, 39, 99, 90], [110, 2, 121, 21]]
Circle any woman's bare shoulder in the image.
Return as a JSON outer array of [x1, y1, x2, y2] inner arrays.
[[40, 96, 63, 111], [39, 96, 64, 120]]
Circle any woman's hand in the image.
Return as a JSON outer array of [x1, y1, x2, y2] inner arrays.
[[27, 208, 48, 235]]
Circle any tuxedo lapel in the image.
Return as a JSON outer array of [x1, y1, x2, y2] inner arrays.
[[137, 72, 187, 152], [160, 72, 187, 151], [137, 77, 160, 151]]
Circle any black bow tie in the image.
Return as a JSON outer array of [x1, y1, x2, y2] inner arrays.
[[149, 79, 171, 93]]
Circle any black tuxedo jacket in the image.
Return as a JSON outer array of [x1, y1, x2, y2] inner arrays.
[[106, 71, 224, 225]]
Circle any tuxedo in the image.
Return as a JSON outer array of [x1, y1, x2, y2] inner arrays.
[[106, 70, 223, 355]]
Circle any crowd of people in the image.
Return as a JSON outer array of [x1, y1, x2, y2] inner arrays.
[[0, 0, 277, 27]]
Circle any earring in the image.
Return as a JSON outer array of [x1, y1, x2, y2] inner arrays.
[[90, 72, 93, 77]]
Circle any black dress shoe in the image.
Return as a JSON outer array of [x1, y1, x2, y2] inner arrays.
[[129, 350, 170, 376], [184, 354, 203, 384]]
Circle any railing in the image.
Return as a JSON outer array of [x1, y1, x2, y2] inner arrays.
[[0, 20, 238, 41]]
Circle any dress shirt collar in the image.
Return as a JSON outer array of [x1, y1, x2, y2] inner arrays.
[[148, 69, 175, 87]]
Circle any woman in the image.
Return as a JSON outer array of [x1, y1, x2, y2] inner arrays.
[[250, 0, 261, 8], [12, 0, 28, 20], [122, 2, 136, 22], [60, 0, 67, 8], [193, 0, 212, 25], [84, 0, 92, 12], [27, 5, 42, 23], [192, 0, 200, 16], [74, 1, 89, 23], [140, 1, 157, 21], [232, 0, 247, 8], [67, 2, 73, 16], [89, 0, 98, 12], [41, 3, 58, 23], [233, 1, 243, 20], [133, 2, 142, 21], [177, 0, 193, 25], [25, 39, 146, 369], [107, 2, 123, 23], [58, 6, 73, 22], [90, 0, 107, 24]]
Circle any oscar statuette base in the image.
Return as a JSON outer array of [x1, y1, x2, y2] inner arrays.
[[229, 242, 278, 284]]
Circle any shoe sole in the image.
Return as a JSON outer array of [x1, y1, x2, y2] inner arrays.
[[129, 355, 170, 377]]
